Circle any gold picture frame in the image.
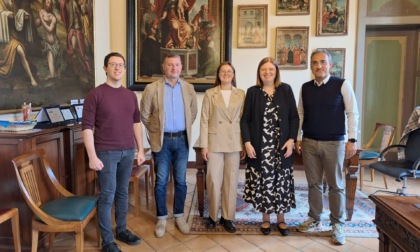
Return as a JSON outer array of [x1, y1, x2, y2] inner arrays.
[[316, 0, 349, 36], [275, 26, 309, 70], [276, 0, 310, 15], [237, 5, 268, 48]]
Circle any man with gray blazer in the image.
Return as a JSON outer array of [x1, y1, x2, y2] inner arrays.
[[141, 53, 197, 238]]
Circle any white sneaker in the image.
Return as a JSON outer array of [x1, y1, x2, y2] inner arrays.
[[296, 217, 320, 233], [155, 219, 166, 238], [175, 217, 189, 234], [331, 223, 346, 245]]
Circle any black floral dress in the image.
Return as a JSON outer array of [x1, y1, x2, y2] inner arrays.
[[243, 89, 296, 214]]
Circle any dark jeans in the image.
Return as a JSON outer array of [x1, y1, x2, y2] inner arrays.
[[153, 135, 189, 219], [96, 149, 135, 246]]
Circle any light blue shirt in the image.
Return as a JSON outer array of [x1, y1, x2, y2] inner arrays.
[[164, 79, 186, 132]]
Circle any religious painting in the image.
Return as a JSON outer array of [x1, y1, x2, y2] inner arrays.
[[319, 48, 345, 78], [316, 0, 348, 36], [0, 0, 95, 111], [237, 5, 267, 48], [127, 0, 232, 92], [275, 26, 309, 70], [276, 0, 310, 15]]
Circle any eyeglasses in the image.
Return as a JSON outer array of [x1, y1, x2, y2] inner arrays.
[[220, 70, 233, 74], [108, 62, 126, 68]]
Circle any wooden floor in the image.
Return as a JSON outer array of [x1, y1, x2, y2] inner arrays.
[[41, 166, 420, 252]]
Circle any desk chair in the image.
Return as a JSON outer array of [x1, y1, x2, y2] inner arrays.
[[0, 208, 21, 252], [358, 123, 395, 190], [12, 148, 100, 252], [369, 128, 420, 195]]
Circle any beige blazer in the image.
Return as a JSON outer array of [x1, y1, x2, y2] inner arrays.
[[140, 78, 198, 152], [200, 86, 245, 152]]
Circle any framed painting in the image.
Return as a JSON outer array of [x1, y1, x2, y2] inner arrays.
[[0, 0, 95, 112], [319, 48, 345, 78], [316, 0, 349, 36], [275, 27, 309, 70], [237, 5, 267, 48], [276, 0, 310, 15], [127, 0, 232, 92]]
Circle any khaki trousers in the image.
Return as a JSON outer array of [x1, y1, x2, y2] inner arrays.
[[206, 152, 240, 221]]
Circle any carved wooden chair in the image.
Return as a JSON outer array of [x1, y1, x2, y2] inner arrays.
[[358, 123, 396, 190], [0, 208, 21, 252], [12, 148, 100, 252]]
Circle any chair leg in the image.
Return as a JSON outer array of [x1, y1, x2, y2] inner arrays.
[[370, 169, 374, 182], [360, 165, 364, 190], [31, 230, 39, 252], [145, 170, 149, 203], [383, 175, 388, 189], [133, 177, 140, 215], [75, 231, 83, 252], [94, 214, 101, 247], [10, 209, 21, 252], [48, 233, 55, 251]]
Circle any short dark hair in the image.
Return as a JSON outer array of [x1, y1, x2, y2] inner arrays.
[[256, 57, 281, 87], [163, 53, 181, 64], [214, 62, 236, 87], [311, 49, 332, 63], [104, 52, 125, 67]]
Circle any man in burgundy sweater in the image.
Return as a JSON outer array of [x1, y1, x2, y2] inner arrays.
[[82, 52, 145, 252]]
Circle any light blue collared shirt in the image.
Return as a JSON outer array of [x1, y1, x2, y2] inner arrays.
[[164, 79, 186, 132]]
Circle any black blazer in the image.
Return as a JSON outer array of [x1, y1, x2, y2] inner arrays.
[[240, 83, 299, 169]]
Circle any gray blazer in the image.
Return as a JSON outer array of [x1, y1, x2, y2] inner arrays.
[[200, 86, 245, 152], [140, 78, 198, 152]]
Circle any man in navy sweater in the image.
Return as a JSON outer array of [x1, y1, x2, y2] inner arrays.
[[295, 49, 359, 245]]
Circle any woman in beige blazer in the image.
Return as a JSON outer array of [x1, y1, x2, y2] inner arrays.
[[200, 62, 245, 233]]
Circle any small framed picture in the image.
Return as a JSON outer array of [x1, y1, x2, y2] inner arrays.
[[275, 26, 309, 70], [237, 5, 268, 48], [319, 48, 346, 78], [316, 0, 349, 36], [276, 0, 310, 15]]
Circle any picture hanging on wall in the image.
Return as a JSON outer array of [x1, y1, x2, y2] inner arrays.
[[0, 0, 95, 112], [316, 0, 349, 36], [127, 0, 232, 92], [276, 0, 310, 15], [319, 48, 345, 78], [237, 5, 267, 48], [275, 26, 309, 70]]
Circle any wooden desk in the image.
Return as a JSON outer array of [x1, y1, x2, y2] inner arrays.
[[369, 195, 420, 252], [193, 144, 361, 221], [0, 124, 93, 251]]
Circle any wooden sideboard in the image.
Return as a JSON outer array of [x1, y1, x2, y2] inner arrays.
[[369, 195, 420, 252], [0, 124, 93, 251]]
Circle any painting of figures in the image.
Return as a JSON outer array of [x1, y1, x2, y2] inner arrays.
[[0, 0, 95, 111], [127, 0, 231, 91], [276, 0, 309, 15], [275, 26, 309, 70], [316, 0, 348, 36]]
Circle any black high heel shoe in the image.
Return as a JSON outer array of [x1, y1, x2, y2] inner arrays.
[[260, 221, 271, 235], [277, 222, 289, 236]]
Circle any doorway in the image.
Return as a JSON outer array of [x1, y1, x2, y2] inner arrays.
[[362, 27, 419, 145]]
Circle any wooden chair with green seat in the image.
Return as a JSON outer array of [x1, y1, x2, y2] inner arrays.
[[0, 208, 21, 252], [12, 148, 100, 252], [358, 123, 396, 190]]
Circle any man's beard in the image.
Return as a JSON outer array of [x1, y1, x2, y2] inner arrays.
[[201, 12, 208, 21]]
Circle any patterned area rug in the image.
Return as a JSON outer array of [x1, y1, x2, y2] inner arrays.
[[187, 182, 378, 237]]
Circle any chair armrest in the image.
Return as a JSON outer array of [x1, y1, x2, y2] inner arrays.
[[378, 144, 406, 159]]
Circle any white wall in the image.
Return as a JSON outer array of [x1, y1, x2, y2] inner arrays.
[[105, 0, 359, 161], [2, 0, 358, 161]]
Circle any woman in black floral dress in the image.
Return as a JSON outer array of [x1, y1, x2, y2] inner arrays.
[[240, 57, 299, 236]]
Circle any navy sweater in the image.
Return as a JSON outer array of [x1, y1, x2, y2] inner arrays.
[[302, 77, 345, 141]]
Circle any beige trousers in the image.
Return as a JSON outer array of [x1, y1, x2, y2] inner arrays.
[[206, 152, 240, 221]]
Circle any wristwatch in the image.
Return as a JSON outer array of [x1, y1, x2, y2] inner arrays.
[[348, 138, 357, 143]]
